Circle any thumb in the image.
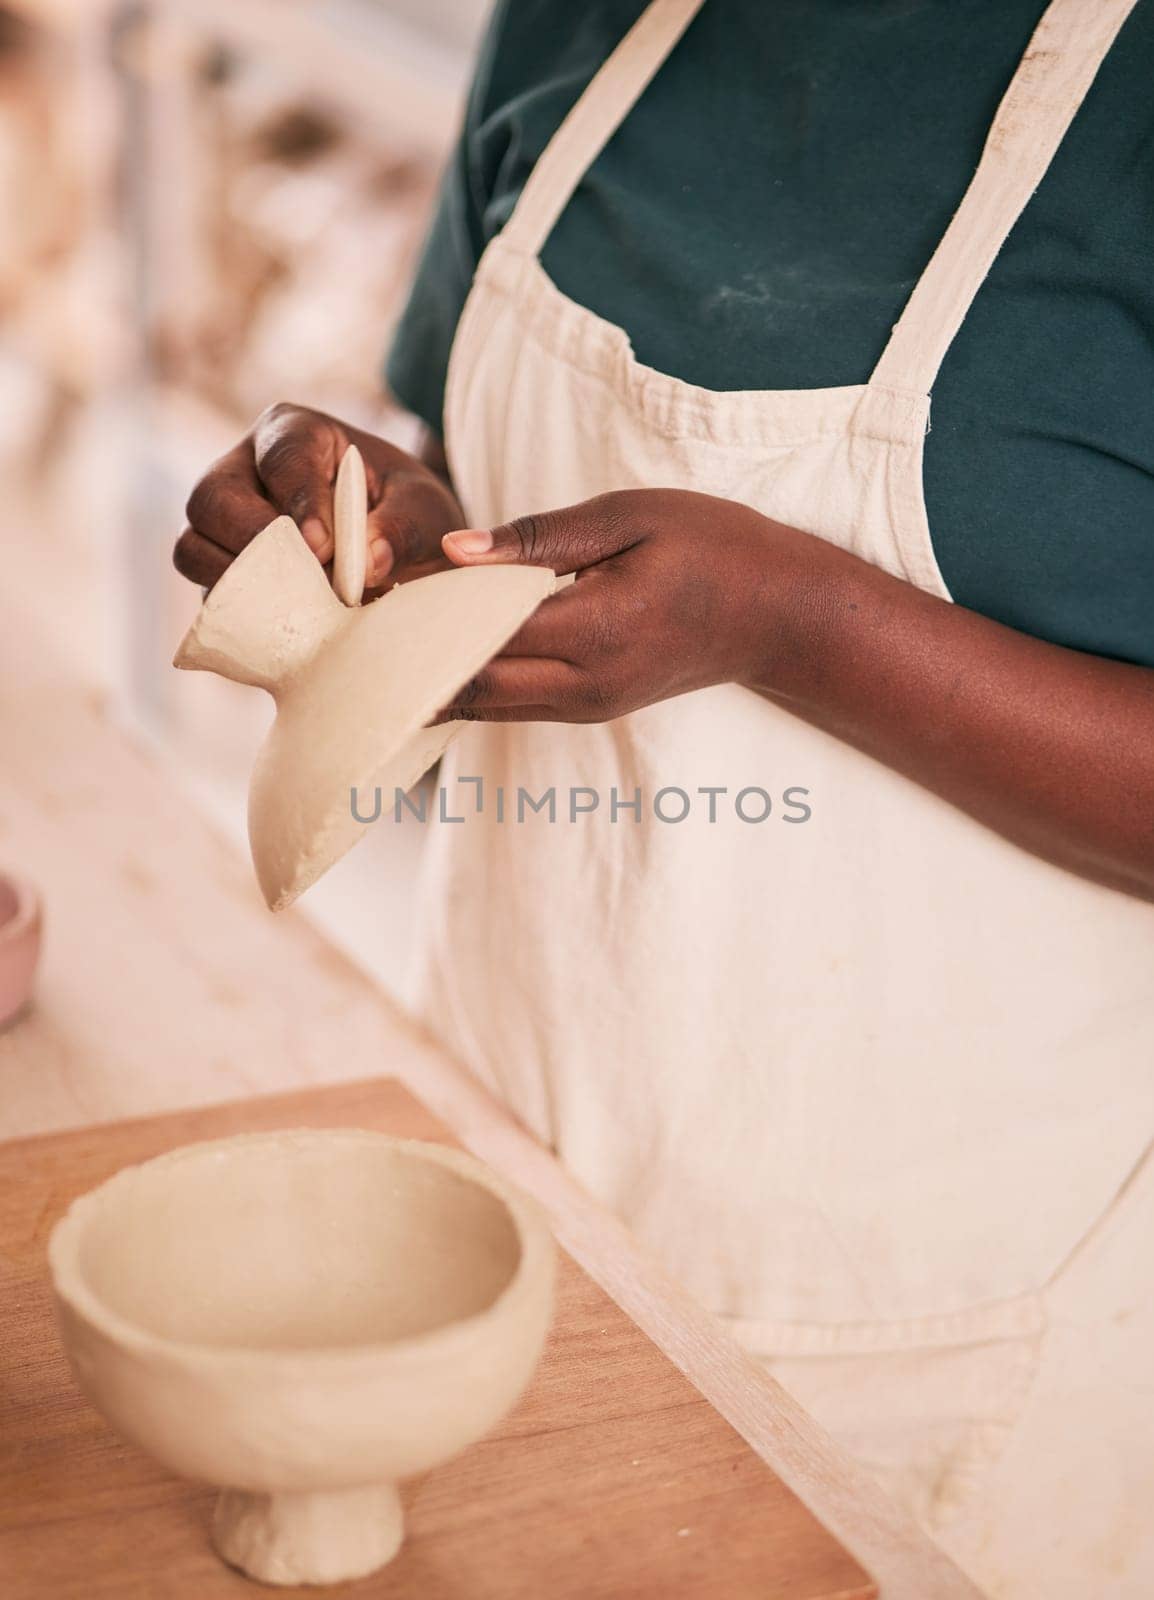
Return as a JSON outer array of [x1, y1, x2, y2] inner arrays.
[[442, 498, 635, 576], [252, 405, 346, 560]]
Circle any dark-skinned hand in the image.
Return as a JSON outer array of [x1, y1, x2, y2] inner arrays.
[[436, 483, 1154, 903], [435, 488, 813, 722], [174, 402, 463, 596]]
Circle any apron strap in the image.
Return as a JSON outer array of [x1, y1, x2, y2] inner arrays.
[[871, 0, 1138, 396], [502, 0, 707, 259]]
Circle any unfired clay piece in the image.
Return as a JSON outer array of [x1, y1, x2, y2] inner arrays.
[[48, 1129, 556, 1586], [173, 470, 554, 909]]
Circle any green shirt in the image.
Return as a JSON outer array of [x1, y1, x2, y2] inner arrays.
[[387, 0, 1154, 667]]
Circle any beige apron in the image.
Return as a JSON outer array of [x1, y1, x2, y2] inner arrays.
[[420, 0, 1154, 1591]]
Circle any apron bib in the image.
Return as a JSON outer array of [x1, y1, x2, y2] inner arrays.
[[417, 3, 1154, 1585]]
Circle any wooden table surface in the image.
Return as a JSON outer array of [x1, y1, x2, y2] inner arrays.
[[1, 1077, 877, 1600], [0, 598, 983, 1598]]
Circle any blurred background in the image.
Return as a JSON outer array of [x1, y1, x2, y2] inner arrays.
[[0, 0, 488, 992]]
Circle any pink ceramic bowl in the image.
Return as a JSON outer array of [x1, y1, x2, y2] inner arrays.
[[0, 870, 41, 1030]]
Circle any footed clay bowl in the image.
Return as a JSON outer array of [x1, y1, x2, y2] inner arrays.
[[48, 1130, 556, 1586], [0, 870, 41, 1030]]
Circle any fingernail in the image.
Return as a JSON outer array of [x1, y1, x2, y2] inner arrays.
[[301, 516, 329, 556], [368, 537, 392, 582], [443, 528, 493, 556]]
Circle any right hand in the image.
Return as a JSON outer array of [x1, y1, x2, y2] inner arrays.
[[173, 402, 465, 596]]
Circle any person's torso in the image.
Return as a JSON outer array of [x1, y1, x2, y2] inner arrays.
[[414, 0, 1154, 1340], [454, 0, 1154, 663]]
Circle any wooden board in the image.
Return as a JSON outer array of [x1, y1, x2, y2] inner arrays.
[[0, 1078, 876, 1600]]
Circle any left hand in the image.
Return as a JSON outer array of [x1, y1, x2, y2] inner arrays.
[[436, 488, 815, 722], [439, 490, 1154, 902]]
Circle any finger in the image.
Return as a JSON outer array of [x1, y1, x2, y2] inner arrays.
[[173, 526, 233, 589], [442, 494, 639, 575], [252, 404, 346, 561], [184, 442, 279, 557], [434, 704, 563, 724], [498, 569, 625, 662], [433, 657, 603, 723], [456, 657, 577, 707], [366, 470, 459, 587]]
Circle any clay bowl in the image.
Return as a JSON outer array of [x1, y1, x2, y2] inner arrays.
[[48, 1130, 556, 1586], [0, 869, 41, 1030]]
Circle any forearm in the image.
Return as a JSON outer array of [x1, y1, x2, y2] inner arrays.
[[754, 537, 1154, 900], [433, 485, 1154, 898]]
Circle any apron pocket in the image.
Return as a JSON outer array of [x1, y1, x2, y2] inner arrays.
[[721, 1295, 1046, 1536]]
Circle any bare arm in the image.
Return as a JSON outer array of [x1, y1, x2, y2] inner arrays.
[[437, 489, 1154, 902], [755, 530, 1154, 900]]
